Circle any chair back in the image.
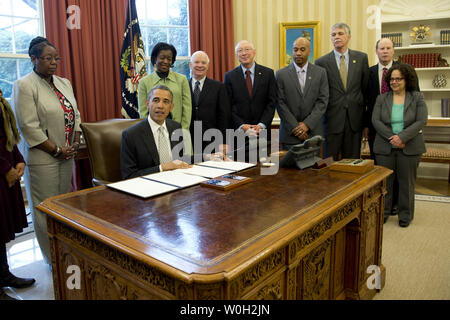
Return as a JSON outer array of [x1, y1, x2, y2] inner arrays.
[[81, 118, 141, 185]]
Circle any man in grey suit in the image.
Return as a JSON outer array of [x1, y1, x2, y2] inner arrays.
[[315, 23, 369, 160], [276, 37, 329, 149], [120, 85, 191, 179]]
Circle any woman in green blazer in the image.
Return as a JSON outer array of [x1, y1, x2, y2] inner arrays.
[[138, 42, 192, 132]]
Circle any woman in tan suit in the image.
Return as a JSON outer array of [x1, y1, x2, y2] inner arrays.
[[372, 64, 427, 228], [12, 37, 82, 264]]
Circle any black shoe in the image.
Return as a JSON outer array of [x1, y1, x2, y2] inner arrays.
[[0, 287, 17, 300], [384, 216, 389, 224], [399, 220, 410, 228], [0, 271, 36, 289]]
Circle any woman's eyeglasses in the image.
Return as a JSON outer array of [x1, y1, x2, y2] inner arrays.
[[39, 56, 61, 62], [389, 77, 404, 82]]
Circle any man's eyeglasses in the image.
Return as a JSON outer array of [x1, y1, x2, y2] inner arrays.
[[39, 56, 61, 62], [389, 77, 404, 82], [237, 48, 253, 54]]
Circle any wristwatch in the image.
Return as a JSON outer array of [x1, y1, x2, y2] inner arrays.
[[52, 146, 62, 158]]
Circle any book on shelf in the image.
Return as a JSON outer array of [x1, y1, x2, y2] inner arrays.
[[398, 53, 440, 68], [381, 32, 402, 47], [441, 30, 450, 45], [442, 98, 449, 118]]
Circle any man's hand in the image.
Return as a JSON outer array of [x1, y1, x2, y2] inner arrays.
[[292, 122, 309, 140], [161, 159, 192, 171], [205, 152, 225, 161], [205, 144, 232, 161], [252, 124, 263, 133], [241, 124, 260, 136], [241, 124, 252, 132]]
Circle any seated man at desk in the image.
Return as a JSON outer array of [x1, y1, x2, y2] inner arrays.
[[120, 85, 191, 179]]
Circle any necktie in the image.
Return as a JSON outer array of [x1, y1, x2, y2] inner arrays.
[[381, 67, 389, 94], [245, 70, 252, 97], [193, 80, 200, 106], [299, 69, 306, 93], [339, 55, 347, 90], [158, 127, 171, 164]]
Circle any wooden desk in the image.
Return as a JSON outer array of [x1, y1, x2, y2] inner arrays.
[[38, 165, 391, 300]]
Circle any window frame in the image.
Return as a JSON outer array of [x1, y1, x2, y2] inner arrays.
[[136, 0, 191, 77], [0, 0, 45, 99]]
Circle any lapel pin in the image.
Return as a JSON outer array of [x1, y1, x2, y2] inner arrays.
[[308, 76, 312, 80], [353, 60, 356, 63]]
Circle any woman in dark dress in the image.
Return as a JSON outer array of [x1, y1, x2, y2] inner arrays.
[[0, 95, 35, 300]]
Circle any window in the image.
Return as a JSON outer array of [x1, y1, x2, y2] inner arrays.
[[0, 0, 44, 100], [136, 0, 190, 78]]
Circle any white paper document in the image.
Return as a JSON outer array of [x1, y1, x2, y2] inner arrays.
[[143, 171, 209, 188], [107, 177, 178, 198], [175, 165, 234, 178], [197, 160, 256, 172]]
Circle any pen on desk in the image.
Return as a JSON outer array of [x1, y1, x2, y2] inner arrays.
[[352, 159, 363, 165]]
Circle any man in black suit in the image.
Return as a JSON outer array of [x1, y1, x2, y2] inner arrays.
[[315, 23, 369, 160], [224, 40, 277, 157], [365, 38, 420, 160], [365, 38, 396, 160], [120, 85, 191, 179], [189, 51, 231, 159]]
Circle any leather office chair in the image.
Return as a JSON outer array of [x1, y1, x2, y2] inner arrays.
[[81, 118, 141, 186]]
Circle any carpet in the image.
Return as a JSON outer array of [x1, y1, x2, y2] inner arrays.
[[415, 194, 450, 203], [374, 200, 450, 300], [4, 260, 54, 300]]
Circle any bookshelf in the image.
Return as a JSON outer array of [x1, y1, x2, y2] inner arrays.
[[382, 17, 450, 123]]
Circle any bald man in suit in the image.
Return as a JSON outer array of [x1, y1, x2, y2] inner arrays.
[[189, 51, 231, 156], [276, 37, 329, 149], [315, 22, 369, 160]]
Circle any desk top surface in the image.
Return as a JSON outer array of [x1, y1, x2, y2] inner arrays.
[[39, 165, 390, 277]]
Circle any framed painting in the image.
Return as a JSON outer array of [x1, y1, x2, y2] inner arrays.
[[279, 21, 321, 68]]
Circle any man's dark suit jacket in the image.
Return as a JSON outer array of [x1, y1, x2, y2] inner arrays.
[[120, 119, 185, 179], [365, 61, 420, 157], [315, 49, 369, 134], [224, 63, 277, 132], [189, 77, 231, 152]]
